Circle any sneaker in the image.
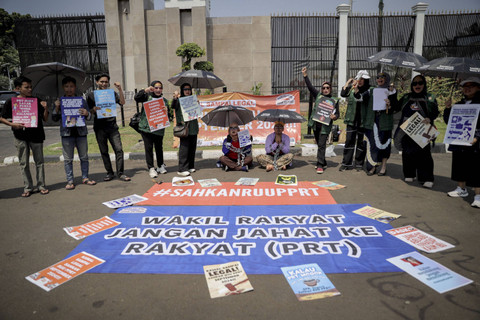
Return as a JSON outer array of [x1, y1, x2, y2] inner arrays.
[[404, 177, 414, 182], [189, 168, 196, 173], [472, 197, 480, 208], [423, 181, 434, 189], [447, 187, 468, 198], [149, 168, 158, 178], [157, 164, 167, 174], [338, 165, 347, 172], [177, 171, 190, 176], [242, 166, 248, 172], [224, 166, 229, 172], [316, 168, 324, 174]]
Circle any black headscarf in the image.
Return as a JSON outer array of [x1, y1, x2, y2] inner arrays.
[[358, 78, 370, 94], [410, 75, 428, 98], [376, 72, 391, 88], [180, 83, 192, 98], [322, 81, 332, 98], [150, 80, 163, 98]]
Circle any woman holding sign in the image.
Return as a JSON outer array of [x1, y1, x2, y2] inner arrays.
[[396, 75, 439, 188], [443, 77, 480, 208], [355, 72, 399, 176], [53, 76, 96, 190], [302, 67, 339, 174], [172, 83, 199, 176], [219, 122, 252, 172], [134, 81, 173, 178]]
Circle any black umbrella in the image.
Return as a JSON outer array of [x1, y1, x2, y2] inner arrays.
[[201, 105, 254, 127], [366, 50, 428, 69], [254, 109, 306, 124], [414, 57, 480, 78], [23, 62, 93, 97], [168, 70, 225, 89]]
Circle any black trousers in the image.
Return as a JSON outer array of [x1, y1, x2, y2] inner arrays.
[[141, 131, 164, 169], [402, 143, 434, 182], [95, 128, 124, 176], [341, 124, 365, 169], [313, 129, 329, 168], [178, 135, 197, 172]]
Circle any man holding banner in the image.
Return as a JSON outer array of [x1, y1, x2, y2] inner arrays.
[[134, 81, 173, 178], [0, 76, 49, 197], [443, 77, 480, 208]]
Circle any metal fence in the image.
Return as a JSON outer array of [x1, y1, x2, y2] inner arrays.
[[15, 15, 108, 85], [271, 12, 480, 101]]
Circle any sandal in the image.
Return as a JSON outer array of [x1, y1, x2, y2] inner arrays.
[[104, 174, 114, 181], [40, 189, 49, 195], [21, 191, 31, 198], [82, 178, 97, 186], [65, 182, 75, 190], [119, 175, 131, 182]]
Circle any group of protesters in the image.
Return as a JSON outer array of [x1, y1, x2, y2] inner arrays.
[[0, 69, 479, 208]]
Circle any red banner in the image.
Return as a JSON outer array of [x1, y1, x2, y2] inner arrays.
[[197, 91, 301, 146], [139, 182, 336, 206]]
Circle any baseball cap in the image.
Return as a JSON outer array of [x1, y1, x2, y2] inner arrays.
[[460, 77, 480, 86], [355, 70, 371, 80]]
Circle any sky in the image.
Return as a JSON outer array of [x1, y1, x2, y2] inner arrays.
[[2, 0, 479, 17]]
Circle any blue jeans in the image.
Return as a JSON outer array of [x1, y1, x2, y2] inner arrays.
[[62, 136, 89, 182]]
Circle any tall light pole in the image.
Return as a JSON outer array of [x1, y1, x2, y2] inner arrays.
[[1, 63, 13, 90]]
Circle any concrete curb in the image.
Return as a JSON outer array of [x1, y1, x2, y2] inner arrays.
[[3, 143, 449, 164]]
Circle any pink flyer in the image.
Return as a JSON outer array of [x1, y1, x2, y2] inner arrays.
[[12, 97, 38, 128]]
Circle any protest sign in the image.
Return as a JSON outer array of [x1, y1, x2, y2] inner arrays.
[[66, 204, 415, 274], [387, 251, 473, 294], [238, 129, 252, 148], [143, 99, 170, 132], [373, 88, 389, 111], [102, 194, 148, 209], [140, 182, 335, 206], [386, 226, 454, 253], [180, 94, 202, 122], [275, 175, 298, 186], [12, 97, 38, 128], [312, 96, 336, 125], [311, 180, 346, 190], [172, 176, 195, 187], [281, 263, 340, 301], [64, 216, 121, 240], [353, 205, 401, 224], [198, 178, 222, 188], [94, 89, 116, 119], [400, 112, 439, 148], [204, 261, 253, 298], [235, 178, 259, 186], [26, 252, 104, 292], [61, 97, 86, 127], [197, 91, 301, 146], [443, 104, 480, 146]]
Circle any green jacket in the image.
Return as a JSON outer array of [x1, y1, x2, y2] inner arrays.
[[360, 88, 399, 131], [343, 86, 373, 127], [398, 92, 439, 124], [172, 97, 199, 136], [308, 95, 340, 135]]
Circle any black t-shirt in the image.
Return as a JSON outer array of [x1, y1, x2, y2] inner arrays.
[[1, 97, 46, 143], [86, 90, 120, 131]]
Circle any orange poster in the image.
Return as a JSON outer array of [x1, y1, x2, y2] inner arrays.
[[25, 252, 105, 292], [140, 181, 336, 206], [197, 91, 301, 146], [64, 216, 121, 240], [144, 99, 171, 132]]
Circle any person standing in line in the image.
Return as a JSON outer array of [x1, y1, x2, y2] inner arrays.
[[52, 76, 96, 190], [257, 121, 294, 171], [219, 122, 252, 172], [444, 77, 480, 208], [339, 70, 371, 172], [171, 83, 198, 176], [0, 76, 49, 197], [302, 66, 339, 174], [134, 80, 173, 178], [86, 74, 131, 182], [355, 72, 399, 176], [396, 74, 438, 188]]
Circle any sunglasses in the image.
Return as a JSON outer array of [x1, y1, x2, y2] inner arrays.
[[412, 81, 424, 86], [376, 75, 386, 79], [153, 86, 163, 89], [183, 88, 192, 91], [229, 126, 239, 130], [322, 86, 331, 90]]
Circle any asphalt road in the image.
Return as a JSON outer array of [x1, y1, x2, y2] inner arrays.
[[0, 151, 478, 320]]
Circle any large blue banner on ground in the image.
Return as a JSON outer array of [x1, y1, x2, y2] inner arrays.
[[67, 204, 414, 274]]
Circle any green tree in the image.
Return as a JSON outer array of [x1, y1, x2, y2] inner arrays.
[[193, 61, 214, 72], [0, 9, 31, 89], [175, 43, 206, 71]]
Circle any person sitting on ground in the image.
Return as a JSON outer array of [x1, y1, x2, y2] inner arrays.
[[219, 122, 252, 172], [443, 77, 480, 208], [257, 121, 294, 171], [52, 76, 96, 190]]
